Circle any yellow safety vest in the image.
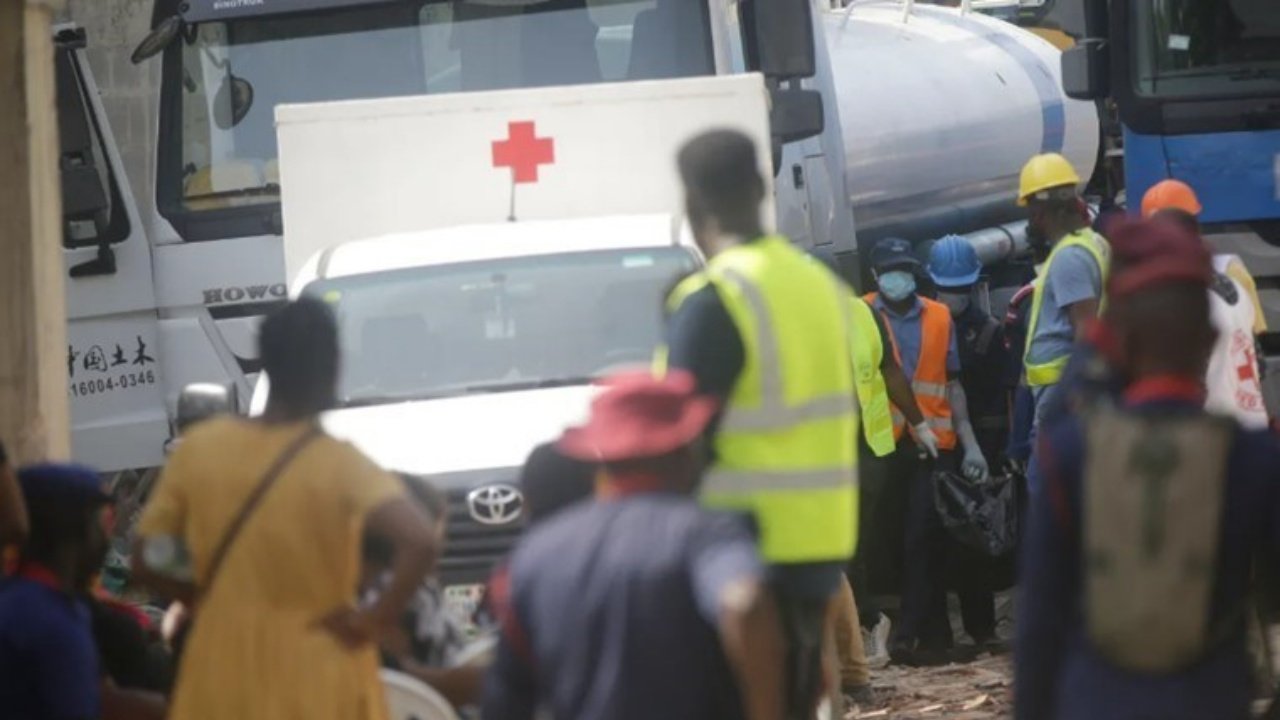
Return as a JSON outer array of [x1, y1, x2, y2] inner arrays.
[[847, 296, 896, 457], [1024, 229, 1110, 387], [658, 237, 859, 564]]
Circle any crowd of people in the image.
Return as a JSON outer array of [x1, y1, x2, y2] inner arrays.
[[1, 128, 1278, 720]]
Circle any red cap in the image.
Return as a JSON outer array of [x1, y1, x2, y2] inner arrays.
[[1107, 218, 1212, 298], [558, 370, 718, 463]]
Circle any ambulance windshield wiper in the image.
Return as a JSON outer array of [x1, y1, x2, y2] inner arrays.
[[462, 376, 596, 394], [339, 377, 595, 408], [340, 384, 484, 407]]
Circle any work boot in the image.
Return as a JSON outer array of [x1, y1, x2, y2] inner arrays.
[[861, 613, 892, 668], [889, 639, 952, 667], [843, 684, 878, 711], [968, 633, 1010, 656]]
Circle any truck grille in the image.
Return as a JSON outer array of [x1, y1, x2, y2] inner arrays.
[[439, 485, 525, 586]]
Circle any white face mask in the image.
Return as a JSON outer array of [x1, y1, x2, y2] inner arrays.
[[877, 271, 917, 302], [937, 291, 971, 316]]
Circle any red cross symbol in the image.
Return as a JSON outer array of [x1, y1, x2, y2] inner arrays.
[[492, 121, 555, 184], [1239, 348, 1259, 383]]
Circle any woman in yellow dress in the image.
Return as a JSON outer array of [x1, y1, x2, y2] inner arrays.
[[133, 298, 437, 720]]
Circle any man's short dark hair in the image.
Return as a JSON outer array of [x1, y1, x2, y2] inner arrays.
[[677, 129, 764, 221], [519, 442, 595, 526], [21, 494, 99, 566], [260, 298, 339, 413]]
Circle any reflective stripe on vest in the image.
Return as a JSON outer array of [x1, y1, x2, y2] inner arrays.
[[1024, 229, 1110, 387], [847, 297, 896, 457], [864, 293, 958, 451], [663, 237, 859, 564]]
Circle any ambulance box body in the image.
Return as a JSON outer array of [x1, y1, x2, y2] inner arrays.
[[275, 74, 774, 282], [262, 75, 771, 586]]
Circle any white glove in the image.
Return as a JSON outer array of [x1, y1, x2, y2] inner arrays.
[[962, 445, 990, 481], [913, 422, 940, 459]]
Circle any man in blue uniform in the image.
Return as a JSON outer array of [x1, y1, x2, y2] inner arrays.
[[1015, 219, 1280, 720], [483, 371, 785, 720], [0, 464, 111, 720]]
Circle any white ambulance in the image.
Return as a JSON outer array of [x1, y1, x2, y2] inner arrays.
[[250, 75, 771, 586]]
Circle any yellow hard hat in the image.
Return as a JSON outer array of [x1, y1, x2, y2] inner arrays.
[[1017, 153, 1081, 206]]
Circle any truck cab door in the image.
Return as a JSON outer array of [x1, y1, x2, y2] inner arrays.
[[56, 26, 169, 472]]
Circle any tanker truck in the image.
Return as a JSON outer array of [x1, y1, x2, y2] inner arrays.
[[69, 0, 1098, 578]]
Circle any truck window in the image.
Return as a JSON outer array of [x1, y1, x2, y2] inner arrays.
[[301, 246, 697, 407], [159, 0, 714, 232], [1132, 0, 1280, 99], [55, 44, 130, 249]]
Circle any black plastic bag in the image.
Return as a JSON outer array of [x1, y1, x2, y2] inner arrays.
[[933, 470, 1020, 558]]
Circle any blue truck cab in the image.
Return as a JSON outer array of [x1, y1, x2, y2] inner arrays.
[[1059, 0, 1280, 401]]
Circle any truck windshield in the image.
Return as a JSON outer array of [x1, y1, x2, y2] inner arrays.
[[302, 246, 697, 407], [163, 0, 713, 217], [1132, 0, 1280, 99]]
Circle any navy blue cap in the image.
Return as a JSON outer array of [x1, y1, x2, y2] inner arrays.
[[18, 463, 110, 506], [870, 237, 921, 272]]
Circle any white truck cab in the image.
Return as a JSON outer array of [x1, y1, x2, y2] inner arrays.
[[250, 214, 699, 582]]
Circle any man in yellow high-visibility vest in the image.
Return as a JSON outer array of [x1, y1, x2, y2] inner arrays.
[[661, 129, 858, 719], [1018, 153, 1110, 429]]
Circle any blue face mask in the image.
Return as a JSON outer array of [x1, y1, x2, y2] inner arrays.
[[878, 270, 917, 302]]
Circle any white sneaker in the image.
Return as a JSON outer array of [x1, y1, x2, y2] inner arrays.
[[863, 613, 892, 669]]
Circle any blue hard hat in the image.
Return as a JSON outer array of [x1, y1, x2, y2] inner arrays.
[[928, 235, 981, 288], [870, 237, 920, 272]]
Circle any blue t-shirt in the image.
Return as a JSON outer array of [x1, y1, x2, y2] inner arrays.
[[0, 577, 101, 720], [871, 295, 960, 380], [1026, 243, 1104, 367], [484, 494, 763, 720]]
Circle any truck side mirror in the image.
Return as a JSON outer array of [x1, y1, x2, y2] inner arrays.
[[755, 0, 817, 80], [769, 88, 824, 174], [132, 15, 182, 64], [771, 87, 824, 144], [1062, 40, 1109, 100], [176, 383, 237, 434]]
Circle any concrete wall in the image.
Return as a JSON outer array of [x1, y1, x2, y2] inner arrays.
[[64, 0, 158, 222]]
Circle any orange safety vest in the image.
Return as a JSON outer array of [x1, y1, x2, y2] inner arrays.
[[863, 293, 957, 450]]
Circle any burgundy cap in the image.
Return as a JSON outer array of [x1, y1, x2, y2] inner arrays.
[[1107, 218, 1212, 298], [558, 370, 718, 463]]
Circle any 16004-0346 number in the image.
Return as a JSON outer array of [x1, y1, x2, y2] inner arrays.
[[68, 370, 157, 397]]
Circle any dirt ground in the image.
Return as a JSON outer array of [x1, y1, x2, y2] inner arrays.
[[841, 602, 1280, 719], [850, 653, 1013, 719]]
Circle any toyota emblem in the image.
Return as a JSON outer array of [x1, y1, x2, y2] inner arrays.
[[466, 484, 524, 525]]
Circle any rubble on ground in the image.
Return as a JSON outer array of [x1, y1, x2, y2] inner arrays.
[[848, 653, 1012, 719]]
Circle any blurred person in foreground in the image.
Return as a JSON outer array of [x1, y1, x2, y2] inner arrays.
[[0, 463, 165, 720], [0, 440, 28, 563], [362, 474, 482, 709], [483, 371, 785, 720], [1015, 219, 1280, 720], [132, 297, 438, 720], [660, 129, 857, 717]]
